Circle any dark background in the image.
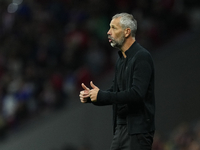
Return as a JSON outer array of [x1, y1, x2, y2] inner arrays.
[[0, 0, 200, 150]]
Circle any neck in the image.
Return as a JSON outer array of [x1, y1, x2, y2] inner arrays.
[[121, 37, 135, 58]]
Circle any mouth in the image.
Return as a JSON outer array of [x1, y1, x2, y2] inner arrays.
[[108, 36, 113, 43]]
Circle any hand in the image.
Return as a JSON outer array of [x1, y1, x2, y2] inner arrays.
[[79, 83, 90, 103], [89, 81, 99, 102]]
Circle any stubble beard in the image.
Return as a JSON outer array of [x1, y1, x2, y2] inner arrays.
[[110, 34, 125, 49]]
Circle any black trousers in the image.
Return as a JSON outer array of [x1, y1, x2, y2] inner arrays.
[[110, 125, 154, 150]]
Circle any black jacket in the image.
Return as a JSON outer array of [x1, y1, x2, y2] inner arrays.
[[93, 41, 155, 135]]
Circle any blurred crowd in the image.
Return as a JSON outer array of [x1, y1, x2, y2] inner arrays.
[[0, 0, 199, 143], [52, 120, 200, 150], [153, 120, 200, 150], [53, 119, 200, 150]]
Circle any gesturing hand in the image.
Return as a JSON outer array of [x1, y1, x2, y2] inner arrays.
[[79, 83, 90, 103], [89, 81, 99, 102]]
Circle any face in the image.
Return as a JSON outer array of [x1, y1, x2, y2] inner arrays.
[[107, 17, 125, 49]]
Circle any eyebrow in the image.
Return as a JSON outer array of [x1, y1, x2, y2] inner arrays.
[[110, 24, 117, 28]]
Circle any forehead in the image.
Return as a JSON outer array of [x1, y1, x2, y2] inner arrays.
[[110, 17, 121, 27]]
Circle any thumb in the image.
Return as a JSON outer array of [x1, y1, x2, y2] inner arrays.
[[81, 83, 90, 90], [90, 81, 97, 89]]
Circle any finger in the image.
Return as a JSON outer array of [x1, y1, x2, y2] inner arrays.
[[80, 91, 86, 97], [90, 96, 93, 101], [83, 95, 89, 98], [81, 99, 87, 103], [80, 93, 89, 98], [89, 92, 94, 100], [90, 97, 95, 102], [80, 96, 84, 102], [80, 97, 88, 103], [90, 81, 97, 89], [81, 83, 90, 90], [89, 90, 92, 94], [80, 91, 89, 96], [89, 90, 93, 96]]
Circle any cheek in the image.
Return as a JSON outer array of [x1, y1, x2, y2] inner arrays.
[[114, 32, 122, 40]]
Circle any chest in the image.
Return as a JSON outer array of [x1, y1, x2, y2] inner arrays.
[[116, 58, 134, 91]]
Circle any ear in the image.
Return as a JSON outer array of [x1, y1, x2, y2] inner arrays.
[[124, 28, 131, 38]]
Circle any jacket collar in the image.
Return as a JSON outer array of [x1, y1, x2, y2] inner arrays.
[[118, 41, 139, 59]]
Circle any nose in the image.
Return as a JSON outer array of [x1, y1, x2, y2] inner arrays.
[[107, 28, 111, 35]]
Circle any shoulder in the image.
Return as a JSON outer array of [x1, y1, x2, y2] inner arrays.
[[134, 48, 153, 63], [130, 42, 152, 59]]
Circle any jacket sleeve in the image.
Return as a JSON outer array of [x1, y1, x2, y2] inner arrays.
[[92, 79, 115, 106], [96, 57, 153, 105]]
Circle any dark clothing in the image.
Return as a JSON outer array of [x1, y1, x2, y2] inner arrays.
[[93, 41, 155, 135], [116, 54, 128, 125], [110, 125, 154, 150]]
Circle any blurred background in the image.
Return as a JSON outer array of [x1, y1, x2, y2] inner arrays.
[[0, 0, 200, 150]]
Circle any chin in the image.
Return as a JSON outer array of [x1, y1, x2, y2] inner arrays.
[[111, 43, 121, 49], [111, 43, 115, 47]]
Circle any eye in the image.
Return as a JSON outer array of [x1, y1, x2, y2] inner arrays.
[[110, 25, 116, 30], [112, 26, 116, 29]]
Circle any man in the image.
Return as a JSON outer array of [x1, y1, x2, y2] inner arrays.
[[79, 13, 155, 150]]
